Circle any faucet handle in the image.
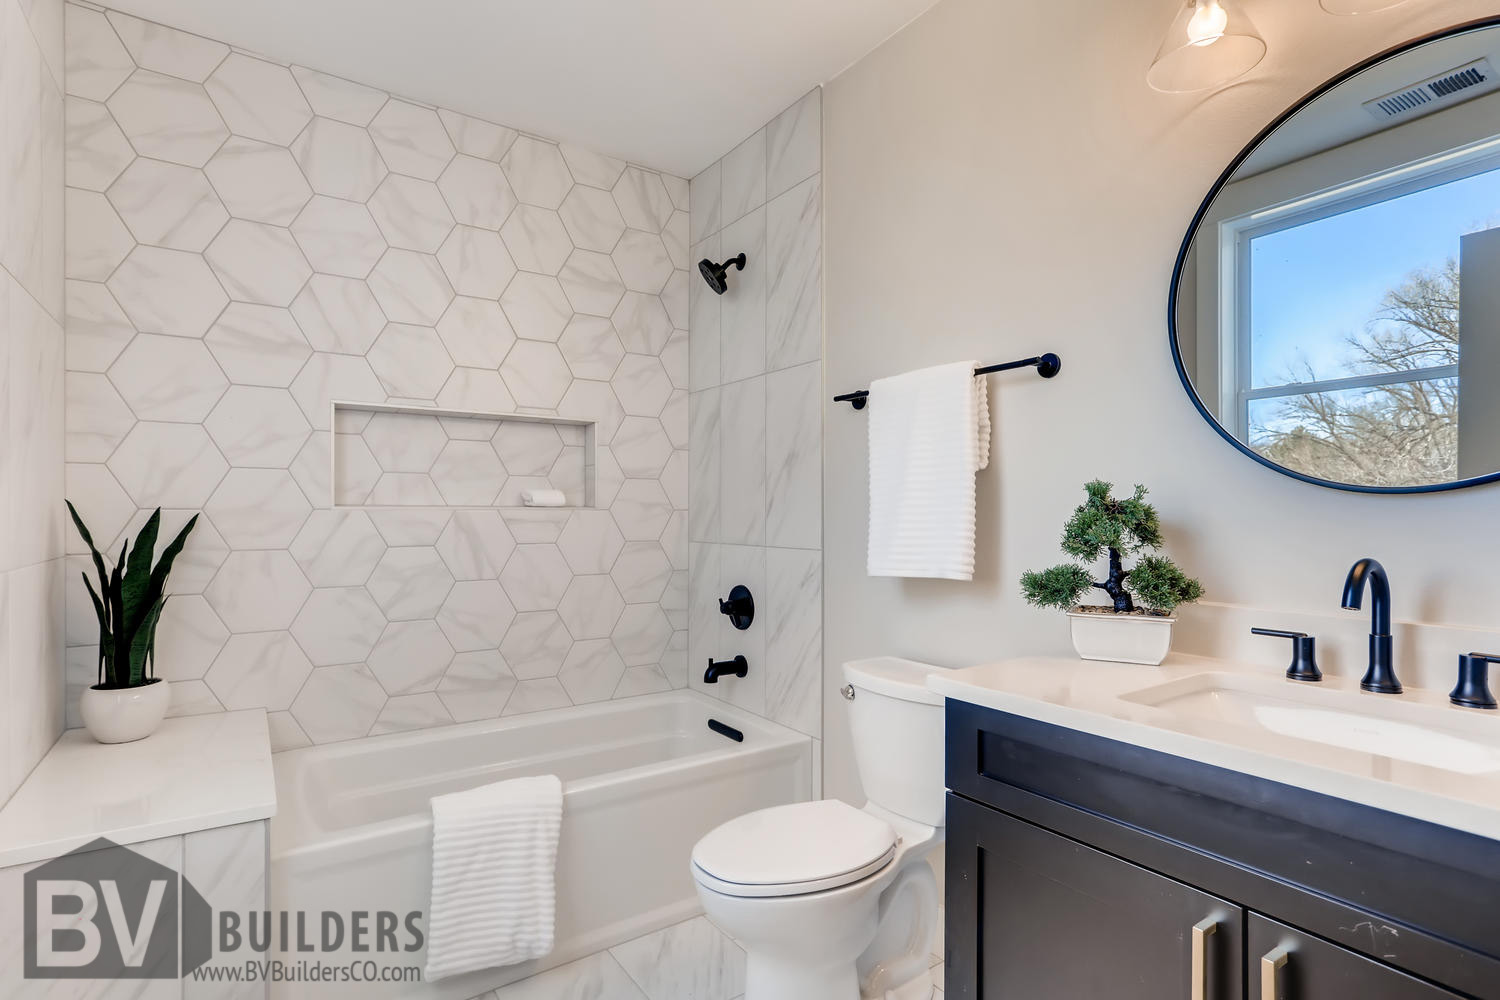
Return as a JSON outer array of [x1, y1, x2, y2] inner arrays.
[[1251, 628, 1322, 682], [1451, 653, 1500, 709]]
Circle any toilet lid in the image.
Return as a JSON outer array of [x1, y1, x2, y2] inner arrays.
[[692, 800, 898, 898]]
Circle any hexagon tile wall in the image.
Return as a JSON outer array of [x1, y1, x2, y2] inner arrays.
[[61, 2, 691, 747]]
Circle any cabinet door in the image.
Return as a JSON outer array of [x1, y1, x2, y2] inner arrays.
[[946, 794, 1243, 1000], [1249, 915, 1463, 1000]]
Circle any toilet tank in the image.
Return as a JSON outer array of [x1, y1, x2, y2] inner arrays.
[[843, 658, 946, 827]]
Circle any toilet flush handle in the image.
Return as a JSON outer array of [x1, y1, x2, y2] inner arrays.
[[840, 684, 856, 701]]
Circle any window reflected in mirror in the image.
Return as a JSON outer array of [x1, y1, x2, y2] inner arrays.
[[1174, 26, 1500, 490]]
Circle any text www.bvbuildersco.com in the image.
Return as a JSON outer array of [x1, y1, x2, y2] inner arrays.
[[190, 960, 423, 984]]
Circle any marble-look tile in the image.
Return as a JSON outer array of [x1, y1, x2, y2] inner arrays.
[[370, 173, 455, 253], [6, 559, 65, 796], [502, 136, 573, 210], [437, 107, 517, 162], [204, 629, 313, 711], [492, 948, 646, 1000], [663, 209, 688, 270], [291, 115, 387, 201], [291, 662, 386, 743], [65, 187, 134, 280], [685, 542, 720, 691], [707, 544, 765, 715], [368, 507, 452, 546], [369, 99, 455, 181], [688, 161, 720, 244], [611, 415, 673, 479], [108, 10, 228, 85], [689, 233, 721, 393], [205, 219, 312, 307], [613, 290, 672, 356], [65, 96, 134, 191], [204, 385, 311, 467], [502, 676, 571, 716], [612, 230, 673, 295], [718, 376, 764, 546], [368, 322, 455, 399], [367, 546, 455, 621], [109, 333, 227, 421], [611, 541, 672, 604], [289, 509, 386, 587], [291, 586, 386, 666], [183, 821, 267, 974], [65, 371, 132, 462], [430, 440, 507, 505], [266, 710, 311, 751], [107, 244, 229, 336], [500, 611, 572, 679], [437, 649, 516, 721], [559, 183, 626, 254], [611, 478, 672, 541], [107, 69, 229, 168], [558, 638, 626, 704], [765, 547, 821, 736], [439, 154, 518, 230], [612, 604, 672, 667], [437, 579, 514, 651], [718, 208, 765, 383], [289, 353, 385, 430], [609, 916, 747, 1000], [370, 692, 453, 734], [204, 53, 311, 146], [766, 88, 820, 199], [203, 549, 311, 632], [765, 175, 821, 371], [560, 249, 626, 317], [500, 340, 572, 408], [204, 467, 311, 547], [368, 248, 454, 325], [560, 143, 626, 191], [499, 204, 572, 275], [108, 421, 228, 507], [65, 279, 133, 372], [290, 196, 386, 278], [435, 509, 516, 580], [438, 225, 516, 298], [205, 136, 312, 226], [613, 353, 672, 417], [612, 166, 673, 234], [204, 302, 311, 387], [368, 619, 454, 694], [64, 4, 134, 101], [293, 66, 387, 126], [558, 510, 624, 575], [499, 542, 572, 612], [765, 361, 821, 549], [720, 127, 765, 227]]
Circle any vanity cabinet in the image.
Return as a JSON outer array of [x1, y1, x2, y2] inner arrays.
[[944, 701, 1500, 1000]]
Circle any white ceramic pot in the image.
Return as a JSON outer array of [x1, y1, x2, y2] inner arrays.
[[80, 678, 171, 744], [1067, 611, 1176, 666]]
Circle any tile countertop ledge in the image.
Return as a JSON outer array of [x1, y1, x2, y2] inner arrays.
[[0, 710, 276, 868], [928, 653, 1500, 843]]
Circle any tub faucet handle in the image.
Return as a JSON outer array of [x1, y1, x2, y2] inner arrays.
[[1451, 653, 1500, 710]]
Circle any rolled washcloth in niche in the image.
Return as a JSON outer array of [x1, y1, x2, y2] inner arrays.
[[866, 360, 989, 581], [521, 488, 568, 507]]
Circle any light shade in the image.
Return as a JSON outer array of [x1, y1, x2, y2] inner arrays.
[[1320, 0, 1410, 14], [1148, 0, 1267, 93]]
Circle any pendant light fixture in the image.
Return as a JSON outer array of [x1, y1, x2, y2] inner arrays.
[[1319, 0, 1409, 14], [1148, 0, 1267, 93]]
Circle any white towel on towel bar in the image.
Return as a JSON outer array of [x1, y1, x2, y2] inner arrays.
[[867, 361, 989, 581], [424, 774, 563, 981]]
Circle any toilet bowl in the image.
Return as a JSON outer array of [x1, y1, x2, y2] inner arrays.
[[691, 658, 947, 1000]]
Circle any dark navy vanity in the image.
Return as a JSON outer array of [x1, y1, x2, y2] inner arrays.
[[942, 699, 1500, 999]]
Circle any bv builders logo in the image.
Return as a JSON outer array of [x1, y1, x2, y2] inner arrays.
[[24, 837, 211, 980]]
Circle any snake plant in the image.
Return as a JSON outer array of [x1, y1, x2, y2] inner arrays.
[[66, 502, 198, 690]]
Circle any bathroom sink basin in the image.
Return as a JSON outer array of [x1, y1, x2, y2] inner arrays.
[[1121, 672, 1500, 776]]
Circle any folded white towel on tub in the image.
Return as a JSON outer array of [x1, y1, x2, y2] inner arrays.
[[866, 360, 990, 581], [424, 774, 564, 980]]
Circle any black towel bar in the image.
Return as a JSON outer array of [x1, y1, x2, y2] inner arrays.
[[833, 353, 1061, 409]]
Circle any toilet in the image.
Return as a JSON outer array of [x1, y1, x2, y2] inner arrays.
[[691, 657, 946, 1000]]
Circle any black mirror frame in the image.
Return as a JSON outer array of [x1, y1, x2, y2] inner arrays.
[[1168, 15, 1500, 495]]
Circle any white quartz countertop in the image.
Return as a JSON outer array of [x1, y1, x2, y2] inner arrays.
[[0, 710, 276, 868], [928, 653, 1500, 842]]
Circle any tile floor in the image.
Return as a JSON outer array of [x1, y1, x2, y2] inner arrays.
[[480, 914, 945, 1000]]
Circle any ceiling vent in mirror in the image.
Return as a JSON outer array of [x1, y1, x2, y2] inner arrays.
[[1363, 58, 1498, 121]]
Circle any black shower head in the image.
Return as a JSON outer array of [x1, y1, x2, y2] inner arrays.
[[698, 253, 746, 295]]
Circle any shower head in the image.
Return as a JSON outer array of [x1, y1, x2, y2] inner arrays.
[[698, 253, 746, 295]]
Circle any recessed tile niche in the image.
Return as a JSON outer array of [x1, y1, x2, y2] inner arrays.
[[331, 402, 594, 508]]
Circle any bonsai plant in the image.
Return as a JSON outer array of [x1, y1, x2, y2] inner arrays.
[[67, 502, 197, 743], [1020, 481, 1203, 664]]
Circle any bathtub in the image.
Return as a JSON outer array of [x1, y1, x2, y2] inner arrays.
[[268, 691, 812, 1000]]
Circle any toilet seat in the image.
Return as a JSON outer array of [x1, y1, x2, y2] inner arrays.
[[691, 800, 898, 898]]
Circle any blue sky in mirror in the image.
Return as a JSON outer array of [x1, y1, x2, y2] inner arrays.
[[1248, 167, 1500, 389]]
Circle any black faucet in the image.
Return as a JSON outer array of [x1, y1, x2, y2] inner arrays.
[[1451, 653, 1500, 709], [1340, 558, 1402, 694], [704, 655, 748, 684]]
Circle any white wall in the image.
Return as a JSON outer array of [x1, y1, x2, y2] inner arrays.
[[688, 90, 824, 768], [1, 0, 66, 802], [62, 2, 690, 747], [822, 0, 1500, 805]]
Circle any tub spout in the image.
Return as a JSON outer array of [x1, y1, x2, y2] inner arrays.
[[704, 656, 748, 684]]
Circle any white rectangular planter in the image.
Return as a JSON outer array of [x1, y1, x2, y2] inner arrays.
[[1067, 611, 1176, 665]]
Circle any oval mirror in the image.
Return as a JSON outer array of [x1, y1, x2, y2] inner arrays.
[[1172, 19, 1500, 493]]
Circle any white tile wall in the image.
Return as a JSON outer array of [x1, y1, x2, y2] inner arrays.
[[1, 0, 66, 804], [61, 3, 691, 744], [688, 90, 823, 745]]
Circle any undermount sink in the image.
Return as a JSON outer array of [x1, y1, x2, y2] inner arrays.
[[1121, 672, 1500, 776]]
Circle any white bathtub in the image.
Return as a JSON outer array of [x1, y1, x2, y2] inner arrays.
[[268, 691, 812, 1000]]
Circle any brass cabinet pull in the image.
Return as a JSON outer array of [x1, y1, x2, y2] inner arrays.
[[1260, 946, 1290, 1000], [1191, 917, 1218, 1000]]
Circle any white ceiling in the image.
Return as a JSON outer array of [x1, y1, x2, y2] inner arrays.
[[101, 0, 942, 178]]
